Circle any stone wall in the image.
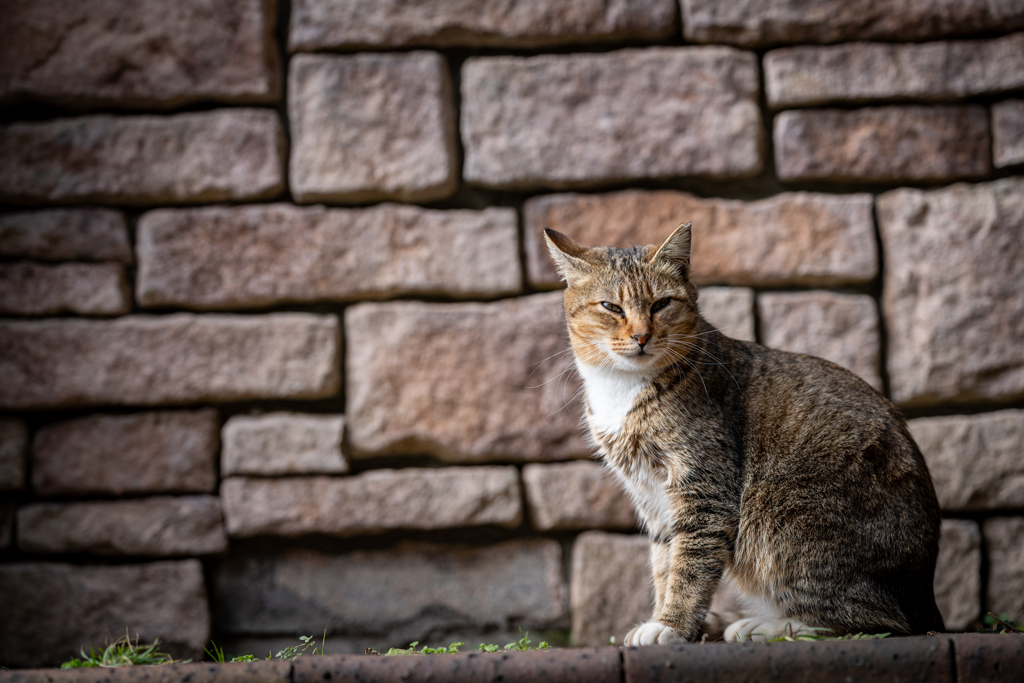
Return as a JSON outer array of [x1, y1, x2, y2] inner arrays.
[[1, 0, 1023, 668]]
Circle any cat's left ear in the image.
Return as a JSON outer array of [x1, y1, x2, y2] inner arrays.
[[543, 229, 591, 287], [651, 222, 692, 280]]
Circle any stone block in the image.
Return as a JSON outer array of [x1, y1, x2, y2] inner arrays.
[[18, 495, 228, 557], [0, 208, 131, 262], [878, 178, 1024, 407], [952, 633, 1024, 683], [700, 287, 756, 342], [461, 48, 762, 189], [0, 262, 128, 315], [0, 417, 28, 491], [0, 0, 278, 109], [522, 461, 635, 531], [136, 204, 520, 309], [984, 517, 1024, 622], [346, 293, 588, 463], [775, 106, 990, 183], [570, 531, 652, 646], [680, 0, 1024, 47], [0, 110, 284, 205], [934, 519, 982, 631], [0, 313, 339, 409], [993, 99, 1024, 169], [289, 0, 676, 50], [0, 502, 14, 550], [524, 191, 876, 288], [758, 291, 882, 391], [211, 540, 568, 640], [289, 53, 456, 203], [222, 413, 346, 476], [0, 560, 209, 667], [32, 410, 218, 497], [221, 466, 521, 537], [765, 33, 1024, 108]]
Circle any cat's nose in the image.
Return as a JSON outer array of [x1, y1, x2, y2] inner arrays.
[[633, 332, 650, 347]]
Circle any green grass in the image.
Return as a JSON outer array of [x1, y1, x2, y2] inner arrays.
[[370, 629, 551, 656], [61, 631, 187, 669]]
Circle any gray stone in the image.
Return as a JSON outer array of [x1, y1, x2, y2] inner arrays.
[[878, 178, 1024, 407], [934, 519, 981, 631], [136, 204, 520, 309], [0, 262, 129, 315], [993, 99, 1024, 169], [0, 417, 28, 491], [346, 293, 588, 463], [775, 106, 990, 183], [461, 48, 762, 190], [32, 410, 218, 497], [0, 502, 14, 550], [221, 467, 521, 537], [0, 314, 339, 409], [570, 532, 652, 646], [289, 53, 456, 203], [700, 287, 756, 343], [524, 191, 876, 288], [984, 517, 1024, 623], [909, 410, 1024, 512], [18, 495, 228, 557], [0, 560, 209, 667], [0, 208, 131, 262], [222, 413, 347, 477], [522, 461, 636, 531], [758, 291, 882, 391], [0, 110, 284, 205]]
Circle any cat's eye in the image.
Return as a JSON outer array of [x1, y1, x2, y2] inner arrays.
[[600, 302, 623, 315], [651, 298, 672, 313]]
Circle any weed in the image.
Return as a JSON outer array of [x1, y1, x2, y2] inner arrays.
[[385, 641, 465, 655], [61, 630, 187, 669], [383, 629, 551, 656], [984, 612, 1024, 634]]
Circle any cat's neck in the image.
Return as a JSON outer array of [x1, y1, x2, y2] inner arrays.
[[575, 360, 652, 436]]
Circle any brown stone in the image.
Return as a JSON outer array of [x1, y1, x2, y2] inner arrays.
[[222, 413, 347, 476], [0, 314, 339, 409], [681, 0, 1024, 47], [700, 287, 756, 342], [136, 204, 520, 309], [32, 410, 218, 497], [461, 48, 762, 190], [758, 291, 882, 391], [211, 540, 568, 639], [983, 517, 1024, 622], [0, 0, 278, 109], [524, 191, 876, 288], [522, 461, 636, 531], [0, 560, 209, 667], [570, 531, 652, 646], [346, 293, 587, 463], [0, 416, 28, 491], [934, 519, 982, 630], [765, 33, 1024, 108], [18, 495, 228, 557], [221, 467, 522, 537], [289, 53, 456, 203], [0, 110, 284, 205], [993, 99, 1024, 169], [878, 178, 1024, 407], [0, 262, 129, 316], [0, 501, 14, 550], [0, 208, 131, 262], [775, 106, 990, 183]]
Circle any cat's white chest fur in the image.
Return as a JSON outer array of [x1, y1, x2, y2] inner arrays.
[[576, 359, 650, 436]]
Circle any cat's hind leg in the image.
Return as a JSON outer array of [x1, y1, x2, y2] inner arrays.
[[724, 616, 817, 642]]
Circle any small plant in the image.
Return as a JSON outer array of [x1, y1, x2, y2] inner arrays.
[[384, 629, 551, 656], [984, 612, 1024, 634], [61, 630, 187, 669], [385, 641, 465, 655], [500, 628, 550, 652]]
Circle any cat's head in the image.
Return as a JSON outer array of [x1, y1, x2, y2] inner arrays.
[[544, 224, 702, 373]]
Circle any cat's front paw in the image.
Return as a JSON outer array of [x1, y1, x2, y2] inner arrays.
[[724, 617, 814, 643], [624, 621, 685, 646]]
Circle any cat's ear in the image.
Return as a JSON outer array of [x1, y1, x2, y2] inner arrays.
[[651, 222, 692, 280], [544, 229, 591, 286]]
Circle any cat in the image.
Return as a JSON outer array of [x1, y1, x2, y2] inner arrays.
[[545, 223, 945, 644]]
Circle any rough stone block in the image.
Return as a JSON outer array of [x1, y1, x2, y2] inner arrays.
[[0, 0, 279, 109], [524, 191, 876, 288], [952, 632, 1024, 683], [570, 531, 652, 646], [346, 293, 587, 463], [18, 495, 228, 557], [758, 291, 882, 391], [461, 48, 762, 189], [290, 0, 676, 50], [0, 417, 28, 491], [289, 52, 456, 203], [0, 208, 131, 262], [993, 99, 1024, 169], [878, 178, 1024, 407], [0, 314, 339, 409], [222, 413, 346, 476], [522, 461, 636, 531], [0, 501, 14, 550], [136, 204, 520, 309], [765, 33, 1024, 108], [0, 560, 209, 667], [0, 110, 284, 205], [934, 519, 982, 631], [984, 517, 1024, 622], [681, 0, 1024, 47], [32, 410, 218, 497], [775, 106, 990, 183], [211, 540, 568, 640], [0, 262, 129, 315], [221, 467, 521, 537], [700, 287, 756, 342]]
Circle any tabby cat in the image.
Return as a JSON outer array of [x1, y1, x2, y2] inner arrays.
[[545, 223, 944, 644]]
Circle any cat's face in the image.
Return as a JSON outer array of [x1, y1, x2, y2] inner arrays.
[[545, 225, 701, 373]]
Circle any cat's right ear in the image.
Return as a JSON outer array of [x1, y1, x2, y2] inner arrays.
[[543, 229, 590, 287]]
